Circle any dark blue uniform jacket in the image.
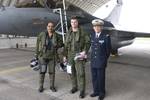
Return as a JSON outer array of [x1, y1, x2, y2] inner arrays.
[[90, 31, 111, 69]]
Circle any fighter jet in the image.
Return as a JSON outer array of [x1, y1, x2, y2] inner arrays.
[[0, 0, 113, 38], [0, 0, 149, 55]]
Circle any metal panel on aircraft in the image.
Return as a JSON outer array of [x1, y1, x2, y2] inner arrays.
[[66, 0, 111, 14]]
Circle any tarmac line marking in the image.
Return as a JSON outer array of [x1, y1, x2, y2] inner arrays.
[[14, 74, 38, 83], [0, 66, 29, 75], [0, 66, 37, 83]]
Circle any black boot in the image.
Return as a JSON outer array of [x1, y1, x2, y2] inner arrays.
[[50, 86, 57, 92], [70, 87, 78, 94], [90, 93, 99, 97], [49, 73, 57, 92], [38, 74, 45, 93], [79, 91, 85, 98], [38, 86, 44, 92], [98, 96, 105, 100]]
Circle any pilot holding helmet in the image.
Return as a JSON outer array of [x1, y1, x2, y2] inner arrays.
[[35, 22, 63, 93], [90, 19, 111, 100]]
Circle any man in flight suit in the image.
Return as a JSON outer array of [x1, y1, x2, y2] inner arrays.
[[35, 22, 63, 93], [90, 19, 111, 100], [64, 16, 90, 98]]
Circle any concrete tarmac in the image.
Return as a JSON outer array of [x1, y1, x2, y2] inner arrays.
[[0, 38, 150, 100]]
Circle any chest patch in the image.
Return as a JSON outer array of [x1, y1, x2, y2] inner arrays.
[[98, 40, 104, 44]]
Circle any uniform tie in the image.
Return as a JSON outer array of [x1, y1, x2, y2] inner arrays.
[[97, 34, 99, 38], [96, 33, 100, 38], [96, 32, 101, 38]]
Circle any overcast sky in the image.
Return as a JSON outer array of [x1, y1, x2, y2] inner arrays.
[[93, 0, 150, 32]]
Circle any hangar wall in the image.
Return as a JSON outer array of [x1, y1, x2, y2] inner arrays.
[[0, 37, 36, 49]]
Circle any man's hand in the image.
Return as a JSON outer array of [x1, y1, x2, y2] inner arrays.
[[34, 54, 38, 60], [80, 51, 87, 59], [74, 51, 87, 61], [80, 51, 86, 56]]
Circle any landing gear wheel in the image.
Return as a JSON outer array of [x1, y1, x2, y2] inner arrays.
[[111, 49, 118, 56]]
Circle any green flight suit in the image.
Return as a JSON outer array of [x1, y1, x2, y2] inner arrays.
[[64, 27, 90, 92], [35, 31, 63, 90]]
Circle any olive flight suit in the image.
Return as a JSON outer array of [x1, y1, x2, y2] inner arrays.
[[64, 27, 90, 94], [35, 31, 63, 92]]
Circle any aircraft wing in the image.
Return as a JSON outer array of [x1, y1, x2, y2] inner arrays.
[[105, 27, 150, 37], [115, 29, 150, 38], [102, 27, 150, 54]]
